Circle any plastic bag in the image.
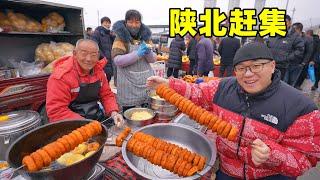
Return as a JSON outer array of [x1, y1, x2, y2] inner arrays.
[[308, 64, 316, 83], [35, 41, 74, 64], [7, 10, 41, 32], [41, 12, 65, 32], [18, 61, 44, 77]]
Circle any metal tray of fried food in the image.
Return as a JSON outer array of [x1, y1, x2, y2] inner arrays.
[[121, 123, 216, 180]]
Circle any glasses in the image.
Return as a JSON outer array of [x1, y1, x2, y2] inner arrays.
[[78, 49, 99, 59], [234, 61, 271, 75]]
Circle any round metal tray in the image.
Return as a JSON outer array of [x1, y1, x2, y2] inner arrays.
[[122, 123, 216, 180]]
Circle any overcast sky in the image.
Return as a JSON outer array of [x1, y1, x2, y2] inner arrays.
[[45, 0, 320, 29]]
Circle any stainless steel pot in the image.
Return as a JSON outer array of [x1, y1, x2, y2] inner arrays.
[[122, 123, 216, 180], [148, 90, 171, 106], [0, 110, 41, 160], [123, 108, 156, 127]]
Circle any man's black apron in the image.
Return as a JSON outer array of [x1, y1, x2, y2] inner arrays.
[[69, 73, 105, 121]]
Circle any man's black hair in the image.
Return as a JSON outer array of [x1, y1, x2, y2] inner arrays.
[[101, 16, 111, 24], [293, 22, 303, 31], [286, 15, 291, 21], [125, 9, 142, 22], [86, 27, 92, 31]]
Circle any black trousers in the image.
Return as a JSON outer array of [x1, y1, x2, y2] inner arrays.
[[219, 65, 233, 77], [167, 67, 179, 78], [313, 63, 320, 88], [188, 60, 196, 75]]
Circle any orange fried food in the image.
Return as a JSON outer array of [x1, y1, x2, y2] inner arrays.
[[178, 161, 187, 176], [168, 93, 180, 104], [173, 158, 184, 173], [86, 123, 99, 136], [48, 143, 62, 158], [183, 163, 193, 177], [84, 124, 95, 137], [196, 108, 206, 122], [72, 130, 84, 144], [164, 89, 175, 100], [156, 84, 166, 96], [30, 152, 44, 170], [178, 99, 188, 110], [68, 133, 80, 145], [197, 156, 206, 170], [207, 115, 218, 129], [166, 154, 178, 172], [116, 134, 124, 147], [147, 148, 156, 162], [193, 155, 200, 166], [204, 113, 213, 126], [188, 153, 196, 163], [42, 145, 57, 160], [63, 135, 77, 150], [36, 149, 51, 167], [227, 126, 239, 141], [198, 111, 208, 125], [221, 123, 232, 138], [81, 126, 94, 138], [88, 142, 100, 151], [53, 142, 66, 155], [211, 118, 222, 132], [124, 127, 131, 135], [57, 137, 71, 152], [76, 127, 89, 142], [126, 138, 137, 152], [217, 121, 228, 135], [174, 96, 184, 107], [185, 102, 194, 114], [187, 166, 199, 176], [22, 155, 38, 172], [91, 121, 103, 134]]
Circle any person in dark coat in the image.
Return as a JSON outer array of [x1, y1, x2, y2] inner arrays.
[[91, 16, 115, 82], [167, 35, 186, 78], [218, 37, 241, 77], [309, 30, 320, 90], [292, 23, 314, 89], [195, 33, 214, 76], [186, 35, 197, 75], [266, 15, 305, 81]]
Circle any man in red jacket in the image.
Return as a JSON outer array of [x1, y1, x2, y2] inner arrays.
[[46, 39, 123, 127], [147, 42, 319, 179]]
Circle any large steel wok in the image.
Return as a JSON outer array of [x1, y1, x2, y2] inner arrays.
[[122, 123, 216, 180], [6, 120, 107, 180]]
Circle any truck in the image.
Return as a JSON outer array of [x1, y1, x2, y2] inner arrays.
[[0, 0, 84, 124]]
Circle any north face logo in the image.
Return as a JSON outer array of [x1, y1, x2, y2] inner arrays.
[[261, 114, 278, 125]]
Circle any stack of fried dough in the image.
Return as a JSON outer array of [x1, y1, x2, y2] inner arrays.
[[156, 84, 238, 141], [117, 129, 206, 177], [22, 121, 102, 172]]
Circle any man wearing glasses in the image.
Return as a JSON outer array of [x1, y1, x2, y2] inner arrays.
[[147, 42, 319, 179], [46, 39, 124, 127]]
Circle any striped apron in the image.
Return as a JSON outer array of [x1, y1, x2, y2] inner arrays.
[[116, 42, 154, 107]]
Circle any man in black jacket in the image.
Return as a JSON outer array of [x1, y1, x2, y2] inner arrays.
[[91, 16, 115, 82], [167, 35, 186, 78], [309, 30, 320, 90], [293, 23, 314, 88], [218, 37, 240, 77], [266, 15, 305, 81], [186, 35, 197, 75]]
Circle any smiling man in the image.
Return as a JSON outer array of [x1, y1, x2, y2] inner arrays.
[[46, 39, 123, 127], [147, 42, 320, 179]]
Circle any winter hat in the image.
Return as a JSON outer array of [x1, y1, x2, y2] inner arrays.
[[233, 42, 273, 66]]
